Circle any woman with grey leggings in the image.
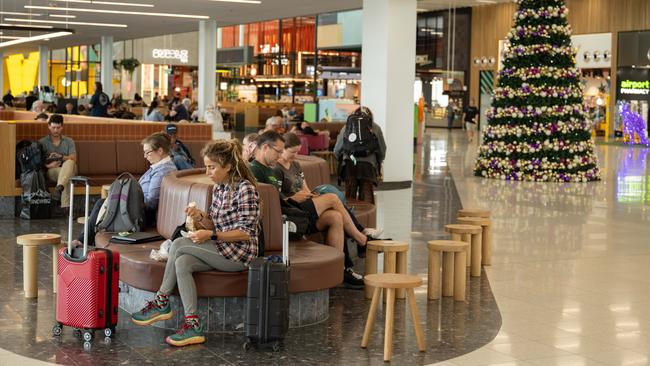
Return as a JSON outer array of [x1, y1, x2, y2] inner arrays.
[[131, 139, 261, 347]]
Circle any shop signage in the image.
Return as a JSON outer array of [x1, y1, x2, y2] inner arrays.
[[616, 67, 650, 101], [259, 43, 280, 54], [620, 80, 650, 95], [152, 49, 189, 63]]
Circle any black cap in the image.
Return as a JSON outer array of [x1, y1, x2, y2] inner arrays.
[[165, 123, 178, 135]]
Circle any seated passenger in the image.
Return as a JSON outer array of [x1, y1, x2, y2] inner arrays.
[[131, 139, 260, 347], [78, 132, 177, 246], [242, 133, 258, 162], [144, 100, 165, 122], [276, 133, 383, 274], [249, 131, 367, 288], [165, 123, 195, 170], [39, 114, 77, 214], [260, 116, 284, 134]]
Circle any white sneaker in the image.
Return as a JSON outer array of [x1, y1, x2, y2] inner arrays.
[[363, 228, 384, 239]]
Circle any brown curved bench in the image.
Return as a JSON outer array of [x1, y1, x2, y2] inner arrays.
[[95, 169, 345, 296]]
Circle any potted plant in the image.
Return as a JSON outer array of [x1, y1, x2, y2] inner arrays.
[[119, 58, 141, 77]]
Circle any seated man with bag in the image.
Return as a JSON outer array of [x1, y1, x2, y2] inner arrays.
[[249, 131, 365, 288], [39, 114, 77, 215]]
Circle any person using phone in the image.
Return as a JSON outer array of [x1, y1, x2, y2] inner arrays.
[[131, 139, 260, 347]]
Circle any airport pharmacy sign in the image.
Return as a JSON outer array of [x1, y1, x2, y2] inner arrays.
[[152, 49, 189, 64], [620, 79, 650, 95]]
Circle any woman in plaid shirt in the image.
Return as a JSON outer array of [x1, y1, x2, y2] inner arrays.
[[131, 139, 260, 347]]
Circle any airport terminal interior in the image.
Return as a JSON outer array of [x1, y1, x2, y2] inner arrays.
[[1, 0, 650, 365]]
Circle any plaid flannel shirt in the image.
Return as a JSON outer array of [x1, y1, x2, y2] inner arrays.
[[209, 179, 260, 265]]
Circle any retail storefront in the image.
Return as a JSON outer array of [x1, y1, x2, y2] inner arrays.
[[615, 30, 650, 137], [117, 32, 199, 102]]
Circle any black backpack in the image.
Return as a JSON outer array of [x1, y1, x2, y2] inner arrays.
[[341, 111, 379, 158], [16, 140, 44, 178]]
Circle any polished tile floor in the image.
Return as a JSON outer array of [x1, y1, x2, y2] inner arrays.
[[0, 130, 502, 365], [439, 131, 650, 365], [2, 129, 648, 365]]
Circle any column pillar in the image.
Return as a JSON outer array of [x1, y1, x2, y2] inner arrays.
[[217, 28, 223, 49], [0, 52, 4, 95], [100, 36, 114, 98], [239, 24, 245, 47], [198, 20, 217, 118], [361, 0, 416, 184], [38, 45, 49, 89]]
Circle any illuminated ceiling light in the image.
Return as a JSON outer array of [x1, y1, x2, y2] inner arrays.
[[476, 0, 497, 3], [0, 22, 53, 29], [52, 0, 154, 7], [210, 0, 262, 3], [0, 11, 42, 16], [0, 30, 72, 49], [25, 5, 209, 19], [6, 18, 127, 28], [49, 14, 77, 18]]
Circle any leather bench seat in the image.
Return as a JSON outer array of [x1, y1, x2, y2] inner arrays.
[[16, 139, 208, 188], [97, 169, 345, 296]]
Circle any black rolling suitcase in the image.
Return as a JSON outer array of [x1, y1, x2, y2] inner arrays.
[[244, 216, 290, 352]]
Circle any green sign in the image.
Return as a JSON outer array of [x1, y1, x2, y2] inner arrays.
[[620, 79, 650, 95]]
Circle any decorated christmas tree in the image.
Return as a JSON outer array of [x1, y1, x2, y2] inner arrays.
[[474, 0, 600, 182]]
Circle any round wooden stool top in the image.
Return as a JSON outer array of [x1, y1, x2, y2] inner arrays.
[[17, 233, 61, 246], [427, 240, 468, 252], [444, 224, 482, 235], [457, 216, 491, 227], [364, 273, 422, 289], [367, 240, 409, 253], [458, 208, 490, 218]]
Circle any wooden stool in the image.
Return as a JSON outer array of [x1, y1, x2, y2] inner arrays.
[[101, 184, 111, 199], [311, 150, 337, 175], [458, 209, 493, 266], [426, 240, 469, 301], [365, 240, 409, 300], [361, 273, 426, 362], [444, 224, 482, 277], [457, 216, 492, 266], [16, 233, 63, 298], [457, 208, 490, 218]]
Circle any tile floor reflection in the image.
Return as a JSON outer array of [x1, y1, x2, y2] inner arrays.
[[439, 129, 650, 365], [0, 130, 502, 365]]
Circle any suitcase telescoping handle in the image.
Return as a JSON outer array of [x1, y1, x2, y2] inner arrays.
[[281, 215, 289, 266], [68, 176, 91, 258]]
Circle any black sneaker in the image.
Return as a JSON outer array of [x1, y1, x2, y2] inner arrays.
[[51, 185, 64, 202], [357, 242, 367, 258], [343, 268, 364, 289]]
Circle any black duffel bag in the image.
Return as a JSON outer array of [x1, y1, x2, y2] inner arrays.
[[20, 170, 52, 220]]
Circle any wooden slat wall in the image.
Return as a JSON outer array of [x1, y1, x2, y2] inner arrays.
[[470, 0, 650, 135]]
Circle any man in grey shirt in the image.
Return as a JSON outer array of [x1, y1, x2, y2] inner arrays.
[[39, 114, 77, 210]]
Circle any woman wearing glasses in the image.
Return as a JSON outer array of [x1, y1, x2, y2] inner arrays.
[[74, 132, 177, 246], [139, 132, 178, 225]]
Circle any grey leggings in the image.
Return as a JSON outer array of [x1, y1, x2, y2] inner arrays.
[[158, 237, 247, 315]]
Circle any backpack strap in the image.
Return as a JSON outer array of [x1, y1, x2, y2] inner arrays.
[[96, 179, 124, 231], [119, 180, 138, 232]]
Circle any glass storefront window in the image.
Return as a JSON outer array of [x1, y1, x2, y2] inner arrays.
[[50, 45, 99, 97]]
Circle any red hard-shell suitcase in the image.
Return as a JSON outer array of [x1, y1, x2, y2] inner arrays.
[[52, 176, 120, 346]]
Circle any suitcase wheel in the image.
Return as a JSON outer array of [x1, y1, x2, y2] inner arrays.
[[83, 330, 94, 342], [52, 324, 63, 337], [83, 341, 92, 351], [103, 327, 114, 338], [243, 341, 252, 351], [272, 341, 282, 352]]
